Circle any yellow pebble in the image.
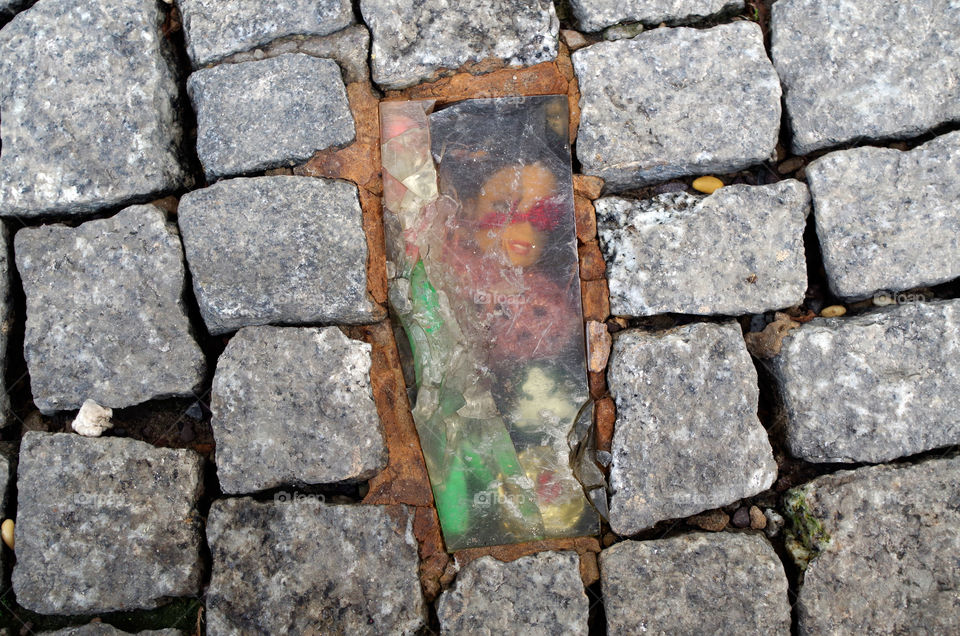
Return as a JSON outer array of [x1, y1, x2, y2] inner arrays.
[[692, 176, 724, 194], [820, 305, 847, 318], [2, 519, 14, 549]]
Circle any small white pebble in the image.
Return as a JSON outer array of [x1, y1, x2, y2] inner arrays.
[[764, 509, 785, 538], [72, 399, 114, 437]]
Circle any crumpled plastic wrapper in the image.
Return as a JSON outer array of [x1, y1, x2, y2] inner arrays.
[[380, 96, 604, 551]]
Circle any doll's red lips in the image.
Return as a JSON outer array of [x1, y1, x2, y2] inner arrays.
[[506, 239, 534, 254]]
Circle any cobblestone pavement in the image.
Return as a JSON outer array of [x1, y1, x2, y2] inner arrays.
[[0, 0, 958, 634]]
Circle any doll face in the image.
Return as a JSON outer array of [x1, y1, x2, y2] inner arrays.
[[472, 163, 559, 267]]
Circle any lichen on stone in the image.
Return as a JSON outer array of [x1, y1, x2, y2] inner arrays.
[[782, 485, 831, 570]]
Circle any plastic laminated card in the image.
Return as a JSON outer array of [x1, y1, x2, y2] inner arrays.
[[380, 96, 603, 551]]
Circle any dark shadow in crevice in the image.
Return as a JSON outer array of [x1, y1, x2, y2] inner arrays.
[[586, 579, 607, 635], [163, 1, 207, 195]]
